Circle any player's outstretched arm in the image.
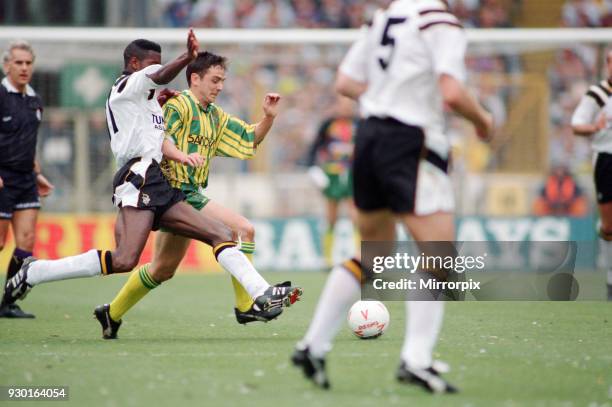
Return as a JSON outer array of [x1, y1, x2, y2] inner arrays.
[[254, 93, 281, 146], [148, 29, 199, 85], [439, 74, 493, 142], [161, 138, 205, 167]]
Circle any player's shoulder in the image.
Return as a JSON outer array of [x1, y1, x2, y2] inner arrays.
[[407, 0, 462, 30], [584, 79, 612, 107], [137, 64, 163, 77], [165, 91, 191, 111], [589, 79, 612, 95], [387, 0, 448, 14]]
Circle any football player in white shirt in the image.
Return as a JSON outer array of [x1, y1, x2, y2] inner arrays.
[[292, 0, 493, 393], [5, 30, 302, 332], [571, 49, 612, 300]]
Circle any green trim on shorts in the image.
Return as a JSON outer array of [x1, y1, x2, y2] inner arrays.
[[323, 170, 353, 201]]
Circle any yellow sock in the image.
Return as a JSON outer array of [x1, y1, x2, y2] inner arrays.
[[109, 264, 159, 321], [323, 227, 334, 266], [232, 248, 255, 312]]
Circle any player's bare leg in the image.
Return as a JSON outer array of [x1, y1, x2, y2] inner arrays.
[[4, 207, 157, 312], [0, 216, 36, 318], [293, 209, 395, 389], [101, 231, 191, 333], [200, 201, 281, 323], [597, 202, 612, 300], [396, 211, 456, 393], [323, 199, 340, 266], [202, 201, 256, 313], [160, 201, 301, 311], [100, 202, 231, 332], [0, 209, 38, 317]]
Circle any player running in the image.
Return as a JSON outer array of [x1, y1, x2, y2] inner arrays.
[[306, 95, 358, 266], [4, 31, 302, 331], [98, 51, 287, 335], [292, 0, 492, 393], [571, 49, 612, 300]]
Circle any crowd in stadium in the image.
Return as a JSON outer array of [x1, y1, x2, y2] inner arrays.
[[159, 0, 513, 28], [26, 0, 610, 216], [562, 0, 612, 27]]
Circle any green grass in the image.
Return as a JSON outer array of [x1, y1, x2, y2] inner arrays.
[[1, 272, 611, 407]]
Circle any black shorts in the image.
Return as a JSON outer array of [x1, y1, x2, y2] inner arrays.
[[594, 152, 612, 204], [112, 157, 185, 231], [353, 117, 448, 213], [0, 167, 40, 219]]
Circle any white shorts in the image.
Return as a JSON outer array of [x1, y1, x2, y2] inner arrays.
[[414, 160, 455, 216]]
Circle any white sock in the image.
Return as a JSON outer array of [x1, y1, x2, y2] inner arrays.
[[299, 263, 360, 358], [26, 249, 102, 286], [217, 247, 269, 298], [401, 301, 445, 369], [600, 238, 612, 285]]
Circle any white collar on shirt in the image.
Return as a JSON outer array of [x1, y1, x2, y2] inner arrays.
[[1, 77, 36, 96]]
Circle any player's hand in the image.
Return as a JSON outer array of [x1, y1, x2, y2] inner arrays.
[[36, 173, 54, 197], [476, 111, 494, 143], [308, 166, 329, 189], [187, 28, 199, 60], [181, 152, 205, 168], [158, 88, 180, 107], [262, 93, 281, 118], [0, 175, 3, 189]]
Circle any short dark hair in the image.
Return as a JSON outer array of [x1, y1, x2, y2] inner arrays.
[[186, 51, 227, 86], [123, 39, 162, 67]]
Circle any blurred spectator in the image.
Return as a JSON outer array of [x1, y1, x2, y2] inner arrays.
[[533, 165, 588, 216], [159, 0, 514, 29], [562, 0, 603, 27]]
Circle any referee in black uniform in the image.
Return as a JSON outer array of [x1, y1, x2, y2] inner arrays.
[[0, 40, 53, 318]]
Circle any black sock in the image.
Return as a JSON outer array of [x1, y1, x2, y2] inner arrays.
[[1, 248, 32, 307], [6, 248, 32, 281]]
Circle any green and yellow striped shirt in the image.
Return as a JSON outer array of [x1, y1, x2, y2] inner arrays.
[[161, 90, 256, 189]]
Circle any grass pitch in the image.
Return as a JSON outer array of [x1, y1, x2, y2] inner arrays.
[[1, 271, 610, 407]]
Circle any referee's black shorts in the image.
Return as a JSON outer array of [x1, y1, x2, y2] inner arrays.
[[112, 157, 184, 231], [353, 117, 447, 214], [0, 167, 40, 220]]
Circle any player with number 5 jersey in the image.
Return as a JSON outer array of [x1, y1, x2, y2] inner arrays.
[[292, 0, 493, 393]]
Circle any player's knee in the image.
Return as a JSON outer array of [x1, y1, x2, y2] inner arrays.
[[211, 223, 234, 246], [111, 254, 140, 274], [236, 220, 255, 241], [601, 225, 612, 241]]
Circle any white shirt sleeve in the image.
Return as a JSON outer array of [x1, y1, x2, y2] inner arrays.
[[338, 26, 369, 83], [571, 94, 602, 126], [123, 64, 163, 95], [421, 25, 467, 83]]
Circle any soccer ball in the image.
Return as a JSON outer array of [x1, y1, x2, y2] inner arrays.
[[347, 300, 390, 339]]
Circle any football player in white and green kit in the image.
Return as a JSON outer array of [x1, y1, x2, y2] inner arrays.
[[102, 51, 289, 328], [306, 96, 358, 266]]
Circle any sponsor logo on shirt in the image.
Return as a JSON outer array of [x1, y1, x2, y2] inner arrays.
[[151, 114, 164, 131]]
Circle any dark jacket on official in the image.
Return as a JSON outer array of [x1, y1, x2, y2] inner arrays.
[[0, 77, 43, 173]]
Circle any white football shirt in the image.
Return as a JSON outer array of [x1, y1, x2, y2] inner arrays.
[[105, 64, 165, 168], [571, 79, 612, 154], [339, 0, 467, 159]]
